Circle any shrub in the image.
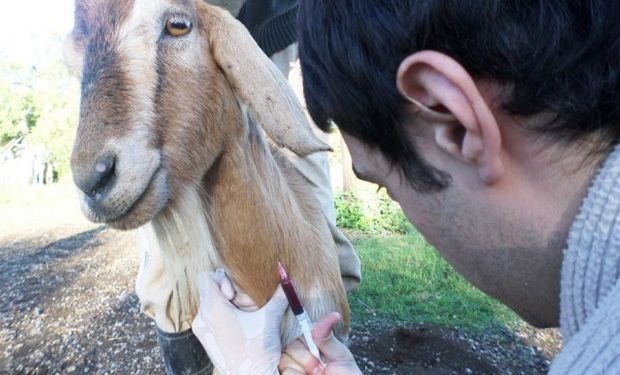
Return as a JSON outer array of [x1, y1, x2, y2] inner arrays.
[[372, 196, 413, 234], [335, 191, 370, 231], [334, 190, 413, 234]]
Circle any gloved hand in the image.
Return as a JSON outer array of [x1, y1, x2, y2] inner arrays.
[[279, 312, 362, 375], [192, 269, 289, 375]]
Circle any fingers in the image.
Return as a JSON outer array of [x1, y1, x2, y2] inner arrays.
[[279, 352, 311, 375], [214, 268, 260, 310], [312, 312, 341, 343], [197, 269, 241, 305], [197, 270, 288, 323], [215, 268, 236, 300], [232, 291, 259, 311], [312, 312, 354, 363], [281, 339, 322, 374], [279, 351, 307, 373], [195, 271, 236, 317], [280, 368, 307, 375]]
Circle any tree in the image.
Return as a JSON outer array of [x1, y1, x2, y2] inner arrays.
[[1, 59, 79, 177], [0, 81, 37, 144], [28, 60, 80, 177]]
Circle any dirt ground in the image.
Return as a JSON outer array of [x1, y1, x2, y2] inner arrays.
[[0, 189, 561, 374]]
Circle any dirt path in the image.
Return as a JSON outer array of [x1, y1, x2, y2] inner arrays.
[[0, 226, 165, 374]]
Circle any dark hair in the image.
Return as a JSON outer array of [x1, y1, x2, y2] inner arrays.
[[298, 0, 620, 190]]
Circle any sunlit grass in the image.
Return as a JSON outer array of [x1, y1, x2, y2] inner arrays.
[[349, 231, 519, 331]]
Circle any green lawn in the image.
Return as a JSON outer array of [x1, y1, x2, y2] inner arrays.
[[348, 231, 519, 331]]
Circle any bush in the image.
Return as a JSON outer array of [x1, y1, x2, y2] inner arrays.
[[1, 60, 79, 179], [335, 191, 370, 231], [334, 190, 413, 234], [0, 83, 37, 144], [372, 196, 413, 234]]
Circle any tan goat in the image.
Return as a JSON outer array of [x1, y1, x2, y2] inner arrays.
[[64, 0, 350, 345]]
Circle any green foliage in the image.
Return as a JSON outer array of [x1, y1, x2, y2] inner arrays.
[[335, 191, 370, 231], [371, 196, 413, 234], [1, 60, 79, 177], [0, 82, 37, 143], [349, 232, 519, 331], [335, 190, 413, 234]]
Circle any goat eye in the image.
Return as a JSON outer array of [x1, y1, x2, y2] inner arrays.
[[165, 18, 192, 36]]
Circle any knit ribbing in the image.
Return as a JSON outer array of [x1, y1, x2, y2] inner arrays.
[[551, 145, 620, 373], [550, 281, 620, 374], [560, 144, 620, 339]]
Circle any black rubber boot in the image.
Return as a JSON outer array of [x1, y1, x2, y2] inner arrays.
[[157, 327, 214, 375]]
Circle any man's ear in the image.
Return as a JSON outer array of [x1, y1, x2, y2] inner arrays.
[[396, 50, 504, 184]]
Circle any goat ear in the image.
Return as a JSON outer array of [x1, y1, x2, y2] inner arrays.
[[201, 5, 331, 156], [63, 32, 84, 79]]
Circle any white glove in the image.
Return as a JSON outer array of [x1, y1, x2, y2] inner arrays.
[[192, 269, 288, 375]]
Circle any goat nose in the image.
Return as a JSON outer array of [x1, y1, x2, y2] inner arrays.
[[75, 156, 115, 199]]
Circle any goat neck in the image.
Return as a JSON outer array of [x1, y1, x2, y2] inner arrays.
[[204, 111, 342, 309]]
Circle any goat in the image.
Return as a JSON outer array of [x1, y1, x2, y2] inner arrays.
[[64, 0, 350, 346]]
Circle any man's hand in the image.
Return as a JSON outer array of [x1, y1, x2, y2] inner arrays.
[[192, 269, 288, 375], [279, 313, 362, 375]]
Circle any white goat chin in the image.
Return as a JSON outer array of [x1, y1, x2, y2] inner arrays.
[[137, 187, 222, 331]]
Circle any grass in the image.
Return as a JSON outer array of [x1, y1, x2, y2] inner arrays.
[[348, 230, 520, 332]]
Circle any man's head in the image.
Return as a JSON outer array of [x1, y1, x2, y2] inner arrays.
[[298, 1, 620, 326]]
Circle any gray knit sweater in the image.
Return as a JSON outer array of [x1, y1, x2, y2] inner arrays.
[[550, 145, 620, 373]]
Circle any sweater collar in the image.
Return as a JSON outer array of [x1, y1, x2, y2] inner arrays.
[[560, 144, 620, 339]]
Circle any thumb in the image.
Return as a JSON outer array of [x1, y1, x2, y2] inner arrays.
[[312, 312, 352, 362]]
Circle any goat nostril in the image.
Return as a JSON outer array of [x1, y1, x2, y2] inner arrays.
[[92, 158, 115, 194], [79, 156, 115, 199], [95, 162, 108, 173]]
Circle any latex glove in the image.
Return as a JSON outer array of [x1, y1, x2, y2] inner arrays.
[[279, 313, 362, 375], [192, 269, 288, 375]]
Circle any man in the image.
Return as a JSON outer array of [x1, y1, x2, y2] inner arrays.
[[192, 0, 620, 374], [138, 1, 361, 374]]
